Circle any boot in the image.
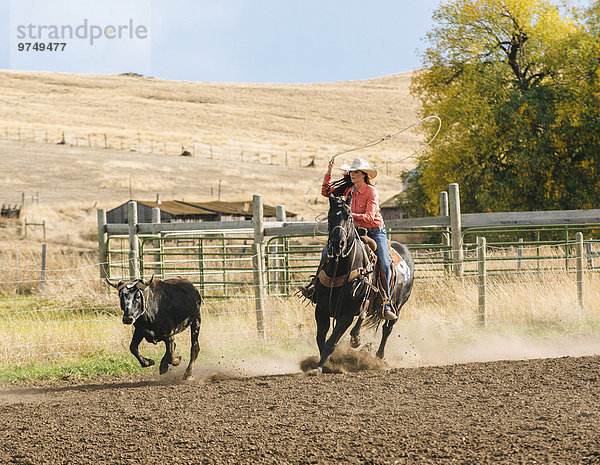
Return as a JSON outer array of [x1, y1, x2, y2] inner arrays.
[[297, 255, 328, 303], [382, 302, 397, 321], [297, 275, 317, 302]]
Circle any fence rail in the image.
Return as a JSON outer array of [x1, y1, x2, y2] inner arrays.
[[3, 184, 600, 366], [1, 241, 599, 366]]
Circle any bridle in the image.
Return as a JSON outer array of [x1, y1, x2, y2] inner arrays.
[[325, 220, 361, 318], [327, 224, 356, 259]]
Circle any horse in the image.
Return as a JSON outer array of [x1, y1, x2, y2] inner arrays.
[[310, 194, 414, 374]]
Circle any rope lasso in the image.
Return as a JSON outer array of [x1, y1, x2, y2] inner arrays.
[[303, 115, 442, 215]]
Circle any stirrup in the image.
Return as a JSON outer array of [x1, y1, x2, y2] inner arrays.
[[381, 299, 397, 321]]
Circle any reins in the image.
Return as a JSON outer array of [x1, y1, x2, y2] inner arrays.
[[327, 225, 356, 259], [322, 219, 365, 318]]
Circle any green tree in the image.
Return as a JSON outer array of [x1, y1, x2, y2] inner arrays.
[[405, 0, 600, 216]]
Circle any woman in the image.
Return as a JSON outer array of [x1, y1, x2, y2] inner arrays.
[[301, 157, 396, 321]]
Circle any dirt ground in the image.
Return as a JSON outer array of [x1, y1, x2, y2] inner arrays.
[[1, 355, 599, 464]]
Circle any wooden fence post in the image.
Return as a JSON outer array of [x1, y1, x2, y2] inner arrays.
[[151, 207, 163, 278], [15, 243, 19, 295], [477, 236, 487, 327], [439, 191, 450, 274], [40, 243, 46, 294], [576, 232, 584, 308], [97, 209, 108, 279], [274, 205, 286, 294], [128, 201, 140, 280], [517, 238, 523, 269], [252, 194, 267, 341], [449, 183, 464, 277]]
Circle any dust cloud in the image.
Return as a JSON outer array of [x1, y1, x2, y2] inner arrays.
[[180, 320, 600, 381]]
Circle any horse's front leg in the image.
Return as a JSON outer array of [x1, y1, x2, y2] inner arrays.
[[349, 316, 364, 348], [315, 305, 330, 356], [376, 319, 397, 359], [315, 313, 354, 372]]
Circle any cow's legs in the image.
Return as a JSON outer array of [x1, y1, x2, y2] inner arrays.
[[130, 328, 154, 368], [183, 317, 201, 380], [315, 313, 354, 372], [160, 337, 179, 375], [376, 319, 397, 359], [315, 305, 330, 356], [349, 316, 364, 348]]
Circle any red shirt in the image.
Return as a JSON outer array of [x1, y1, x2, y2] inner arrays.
[[321, 173, 384, 229]]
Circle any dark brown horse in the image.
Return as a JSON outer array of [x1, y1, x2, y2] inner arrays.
[[311, 195, 414, 373]]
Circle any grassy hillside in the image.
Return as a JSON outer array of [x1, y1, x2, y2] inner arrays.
[[0, 70, 423, 246]]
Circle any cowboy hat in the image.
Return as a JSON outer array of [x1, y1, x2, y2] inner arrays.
[[344, 158, 377, 179]]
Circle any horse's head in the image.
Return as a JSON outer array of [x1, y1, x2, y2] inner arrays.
[[327, 194, 355, 258]]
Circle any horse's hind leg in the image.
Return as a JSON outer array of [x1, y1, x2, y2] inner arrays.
[[184, 317, 201, 380], [376, 320, 396, 359], [350, 316, 364, 348]]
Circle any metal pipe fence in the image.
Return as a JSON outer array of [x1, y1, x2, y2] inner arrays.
[[1, 239, 600, 366]]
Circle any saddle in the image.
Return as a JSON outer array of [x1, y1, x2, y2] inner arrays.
[[312, 232, 410, 318], [358, 234, 408, 318]]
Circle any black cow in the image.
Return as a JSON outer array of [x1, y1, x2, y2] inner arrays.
[[106, 275, 202, 380]]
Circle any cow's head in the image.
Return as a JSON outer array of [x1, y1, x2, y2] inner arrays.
[[106, 275, 154, 324]]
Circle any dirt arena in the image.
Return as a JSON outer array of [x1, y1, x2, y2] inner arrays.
[[1, 354, 599, 464]]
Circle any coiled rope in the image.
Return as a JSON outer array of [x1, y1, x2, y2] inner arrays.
[[304, 115, 442, 217]]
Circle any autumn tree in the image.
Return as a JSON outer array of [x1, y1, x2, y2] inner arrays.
[[404, 0, 600, 215]]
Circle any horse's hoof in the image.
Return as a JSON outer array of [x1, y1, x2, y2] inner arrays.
[[307, 367, 323, 376], [183, 373, 195, 381], [350, 336, 361, 348], [142, 359, 155, 368], [376, 351, 384, 359], [172, 357, 181, 366]]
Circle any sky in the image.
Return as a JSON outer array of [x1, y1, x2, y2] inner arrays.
[[0, 0, 442, 83]]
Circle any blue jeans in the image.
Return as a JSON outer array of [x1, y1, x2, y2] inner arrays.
[[321, 226, 391, 295], [368, 227, 391, 296]]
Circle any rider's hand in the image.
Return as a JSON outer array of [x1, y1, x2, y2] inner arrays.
[[327, 158, 335, 175]]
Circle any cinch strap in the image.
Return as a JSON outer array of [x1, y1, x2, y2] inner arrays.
[[318, 269, 361, 288]]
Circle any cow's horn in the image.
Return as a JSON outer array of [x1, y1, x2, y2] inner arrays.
[[145, 273, 155, 287], [137, 274, 155, 290], [105, 277, 119, 289]]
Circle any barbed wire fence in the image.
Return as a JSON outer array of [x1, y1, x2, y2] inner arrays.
[[1, 240, 599, 366], [0, 124, 407, 176]]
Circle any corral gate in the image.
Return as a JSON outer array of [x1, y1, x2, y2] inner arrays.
[[98, 186, 600, 337]]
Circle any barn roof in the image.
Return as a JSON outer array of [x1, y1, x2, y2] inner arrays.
[[182, 200, 296, 218], [113, 200, 297, 218], [134, 200, 215, 216]]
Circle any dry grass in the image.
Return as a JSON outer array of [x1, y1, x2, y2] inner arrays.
[[0, 69, 425, 248], [2, 241, 600, 368], [0, 70, 420, 154], [2, 70, 600, 374]]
